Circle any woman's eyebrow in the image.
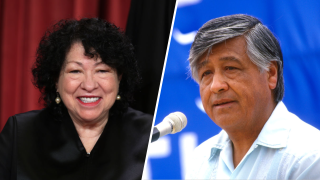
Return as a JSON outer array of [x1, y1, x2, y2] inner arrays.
[[65, 61, 105, 67], [66, 61, 82, 66], [94, 61, 104, 66]]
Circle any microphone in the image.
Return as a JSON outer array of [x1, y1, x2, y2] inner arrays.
[[151, 112, 187, 142]]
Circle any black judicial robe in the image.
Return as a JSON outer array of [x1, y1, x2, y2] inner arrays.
[[0, 107, 152, 180]]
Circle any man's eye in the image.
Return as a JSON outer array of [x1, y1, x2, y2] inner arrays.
[[226, 66, 237, 71], [201, 70, 212, 78]]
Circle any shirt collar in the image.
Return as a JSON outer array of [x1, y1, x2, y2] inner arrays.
[[208, 101, 290, 159], [255, 101, 290, 148], [208, 130, 229, 160]]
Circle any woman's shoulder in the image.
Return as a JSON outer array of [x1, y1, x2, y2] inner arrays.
[[7, 108, 60, 133], [117, 107, 153, 135], [122, 107, 153, 122], [13, 108, 46, 120], [11, 108, 50, 125]]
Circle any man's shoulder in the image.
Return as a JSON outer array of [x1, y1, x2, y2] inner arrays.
[[271, 102, 320, 152], [277, 111, 320, 179], [286, 112, 320, 152]]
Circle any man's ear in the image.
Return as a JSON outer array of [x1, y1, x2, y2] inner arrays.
[[268, 61, 278, 90]]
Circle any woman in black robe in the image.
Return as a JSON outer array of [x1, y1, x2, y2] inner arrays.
[[0, 18, 152, 180]]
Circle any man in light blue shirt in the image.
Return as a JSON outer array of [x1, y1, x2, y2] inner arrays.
[[186, 14, 320, 179]]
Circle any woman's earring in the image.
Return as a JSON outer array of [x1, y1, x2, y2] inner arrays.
[[116, 95, 121, 100], [55, 92, 61, 104]]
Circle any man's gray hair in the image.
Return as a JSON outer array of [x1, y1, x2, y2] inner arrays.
[[189, 14, 284, 103]]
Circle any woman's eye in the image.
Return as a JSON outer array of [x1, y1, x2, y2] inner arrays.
[[70, 70, 80, 73], [98, 70, 109, 73]]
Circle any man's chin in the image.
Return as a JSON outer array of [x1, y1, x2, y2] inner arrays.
[[211, 115, 240, 129]]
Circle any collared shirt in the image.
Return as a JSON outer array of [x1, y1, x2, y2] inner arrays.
[[186, 102, 320, 179]]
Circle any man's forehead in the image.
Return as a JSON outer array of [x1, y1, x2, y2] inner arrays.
[[196, 53, 242, 70], [195, 37, 248, 69], [196, 58, 208, 70]]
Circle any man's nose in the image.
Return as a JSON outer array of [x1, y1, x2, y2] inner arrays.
[[209, 73, 228, 94]]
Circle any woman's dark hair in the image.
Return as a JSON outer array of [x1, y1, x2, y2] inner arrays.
[[32, 18, 140, 118]]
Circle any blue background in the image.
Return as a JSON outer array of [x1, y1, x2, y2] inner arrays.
[[144, 0, 320, 179]]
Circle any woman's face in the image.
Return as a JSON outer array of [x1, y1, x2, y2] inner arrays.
[[57, 42, 121, 124]]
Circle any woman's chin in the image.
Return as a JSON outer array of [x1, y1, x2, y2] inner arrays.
[[71, 110, 109, 124], [80, 116, 104, 123]]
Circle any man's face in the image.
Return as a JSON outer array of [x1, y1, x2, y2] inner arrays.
[[197, 36, 277, 132]]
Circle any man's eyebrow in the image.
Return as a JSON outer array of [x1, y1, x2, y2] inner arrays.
[[219, 56, 241, 64], [197, 59, 209, 71], [196, 56, 241, 70]]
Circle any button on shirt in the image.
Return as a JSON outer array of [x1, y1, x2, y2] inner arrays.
[[186, 102, 320, 179]]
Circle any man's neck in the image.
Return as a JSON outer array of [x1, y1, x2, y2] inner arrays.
[[230, 129, 261, 168], [226, 101, 278, 168]]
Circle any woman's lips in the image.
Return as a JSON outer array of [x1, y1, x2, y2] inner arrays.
[[77, 97, 101, 106]]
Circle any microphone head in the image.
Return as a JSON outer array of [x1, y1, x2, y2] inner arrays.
[[164, 112, 187, 134]]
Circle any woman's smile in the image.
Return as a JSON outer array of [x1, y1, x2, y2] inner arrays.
[[77, 96, 102, 106]]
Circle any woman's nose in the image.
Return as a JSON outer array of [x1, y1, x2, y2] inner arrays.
[[81, 73, 98, 91]]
